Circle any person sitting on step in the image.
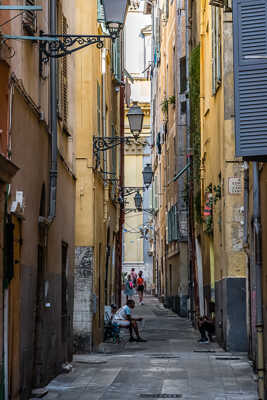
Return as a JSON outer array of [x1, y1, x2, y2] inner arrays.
[[198, 315, 215, 344], [112, 299, 147, 343]]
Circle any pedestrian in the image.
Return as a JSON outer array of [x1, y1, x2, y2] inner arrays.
[[112, 299, 147, 342], [136, 271, 145, 305], [130, 268, 137, 287], [198, 315, 215, 343], [124, 274, 134, 301]]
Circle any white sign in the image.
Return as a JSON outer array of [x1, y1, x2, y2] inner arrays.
[[229, 177, 242, 194]]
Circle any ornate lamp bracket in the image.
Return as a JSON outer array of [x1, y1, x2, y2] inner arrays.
[[40, 34, 111, 63], [93, 136, 131, 155]]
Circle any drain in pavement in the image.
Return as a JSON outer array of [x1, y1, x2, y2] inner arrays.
[[193, 350, 216, 353], [139, 395, 182, 398], [215, 357, 240, 360]]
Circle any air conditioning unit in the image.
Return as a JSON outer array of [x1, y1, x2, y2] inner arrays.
[[22, 0, 37, 35]]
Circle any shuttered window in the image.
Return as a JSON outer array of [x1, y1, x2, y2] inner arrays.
[[167, 205, 179, 243], [111, 126, 117, 199], [211, 7, 222, 95], [97, 81, 101, 137], [233, 0, 267, 157], [112, 38, 122, 81], [56, 5, 69, 126], [22, 0, 37, 34]]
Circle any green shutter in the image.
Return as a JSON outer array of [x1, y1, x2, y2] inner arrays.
[[97, 81, 101, 136], [112, 38, 121, 81], [97, 0, 105, 23]]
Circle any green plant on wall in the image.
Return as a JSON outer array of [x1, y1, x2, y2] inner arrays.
[[161, 97, 169, 116], [168, 95, 176, 106]]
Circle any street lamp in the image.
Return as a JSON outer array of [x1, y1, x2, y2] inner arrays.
[[134, 191, 143, 211], [127, 102, 144, 140], [142, 164, 153, 189], [102, 0, 130, 39]]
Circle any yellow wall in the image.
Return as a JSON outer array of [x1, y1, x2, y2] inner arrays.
[[200, 0, 246, 283], [74, 0, 121, 346]]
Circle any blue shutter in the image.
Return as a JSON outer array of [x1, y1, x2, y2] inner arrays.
[[233, 0, 267, 157]]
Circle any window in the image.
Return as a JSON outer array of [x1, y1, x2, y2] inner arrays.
[[112, 38, 122, 81], [167, 204, 178, 243], [212, 7, 222, 95], [180, 57, 186, 93], [57, 7, 69, 126], [22, 0, 37, 34]]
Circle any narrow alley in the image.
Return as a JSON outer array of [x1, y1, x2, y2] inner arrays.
[[42, 297, 257, 400]]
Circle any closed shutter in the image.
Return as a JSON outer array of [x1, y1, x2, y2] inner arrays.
[[97, 0, 105, 23], [22, 0, 37, 34], [112, 38, 122, 81], [233, 0, 267, 157], [62, 16, 68, 125], [97, 81, 101, 137]]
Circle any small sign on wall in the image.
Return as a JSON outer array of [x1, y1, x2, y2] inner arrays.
[[229, 177, 242, 194]]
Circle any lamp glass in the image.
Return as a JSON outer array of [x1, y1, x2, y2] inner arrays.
[[102, 0, 129, 38], [142, 164, 153, 188], [127, 102, 144, 136]]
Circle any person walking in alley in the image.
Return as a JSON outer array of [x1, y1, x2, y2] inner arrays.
[[113, 299, 147, 342], [136, 271, 145, 305], [124, 274, 134, 301], [130, 268, 137, 287]]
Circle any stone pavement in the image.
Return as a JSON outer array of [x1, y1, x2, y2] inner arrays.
[[42, 296, 258, 400]]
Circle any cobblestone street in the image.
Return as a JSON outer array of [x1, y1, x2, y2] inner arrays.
[[42, 296, 257, 400]]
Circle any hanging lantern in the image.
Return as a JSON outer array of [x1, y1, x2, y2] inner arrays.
[[142, 163, 153, 188], [102, 0, 129, 39], [127, 102, 144, 140]]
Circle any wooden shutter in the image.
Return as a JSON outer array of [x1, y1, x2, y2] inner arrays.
[[233, 0, 267, 157], [97, 82, 101, 137], [62, 16, 68, 125], [97, 0, 105, 23], [112, 38, 121, 81], [22, 0, 37, 34]]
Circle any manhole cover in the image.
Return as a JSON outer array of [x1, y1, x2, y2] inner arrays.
[[139, 395, 182, 399]]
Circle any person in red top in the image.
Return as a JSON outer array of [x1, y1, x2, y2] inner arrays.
[[136, 271, 145, 305]]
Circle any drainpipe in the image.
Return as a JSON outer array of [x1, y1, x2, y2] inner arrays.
[[102, 48, 107, 182], [48, 0, 58, 222], [252, 162, 265, 400]]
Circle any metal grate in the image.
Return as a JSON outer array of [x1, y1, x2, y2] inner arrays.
[[139, 395, 182, 399]]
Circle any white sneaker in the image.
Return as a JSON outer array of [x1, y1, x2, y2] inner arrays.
[[141, 301, 144, 305]]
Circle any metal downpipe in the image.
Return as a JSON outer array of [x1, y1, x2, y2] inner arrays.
[[253, 162, 265, 400], [48, 0, 58, 222]]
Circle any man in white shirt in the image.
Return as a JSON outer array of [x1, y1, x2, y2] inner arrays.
[[113, 299, 146, 342]]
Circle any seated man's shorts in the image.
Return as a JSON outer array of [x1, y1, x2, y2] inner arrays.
[[114, 320, 130, 327]]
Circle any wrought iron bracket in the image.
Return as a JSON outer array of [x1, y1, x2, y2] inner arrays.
[[93, 136, 132, 155], [40, 34, 111, 63], [120, 186, 145, 197]]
